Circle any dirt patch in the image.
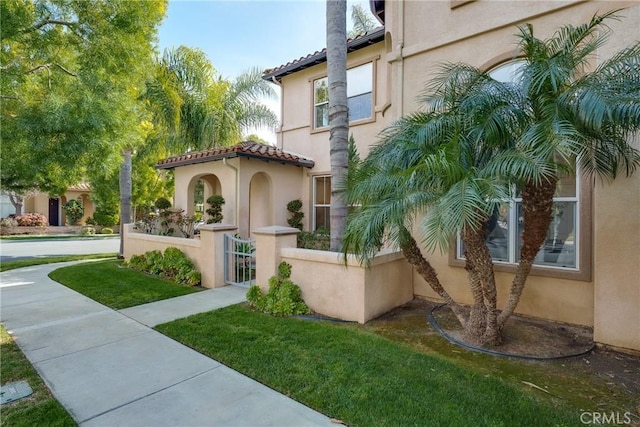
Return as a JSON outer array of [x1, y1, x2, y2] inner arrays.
[[429, 301, 594, 358], [366, 298, 640, 419]]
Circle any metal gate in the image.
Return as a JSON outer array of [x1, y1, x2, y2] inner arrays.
[[224, 233, 256, 287]]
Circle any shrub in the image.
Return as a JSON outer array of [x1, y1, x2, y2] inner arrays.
[[286, 199, 304, 230], [246, 261, 309, 317], [15, 213, 48, 227], [297, 229, 330, 250], [205, 195, 225, 224], [100, 227, 114, 234], [85, 216, 97, 225], [155, 197, 172, 211], [0, 217, 19, 227], [124, 247, 201, 287], [93, 206, 119, 227], [63, 199, 84, 225], [81, 226, 96, 235]]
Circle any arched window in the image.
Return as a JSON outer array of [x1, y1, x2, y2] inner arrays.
[[456, 60, 580, 270]]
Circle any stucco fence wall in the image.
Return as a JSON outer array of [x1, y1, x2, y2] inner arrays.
[[123, 224, 414, 323]]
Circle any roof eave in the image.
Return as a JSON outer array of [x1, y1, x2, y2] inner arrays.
[[262, 27, 385, 82], [156, 152, 315, 170]]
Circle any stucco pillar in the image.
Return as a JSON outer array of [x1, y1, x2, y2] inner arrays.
[[253, 226, 299, 290], [198, 224, 237, 288]]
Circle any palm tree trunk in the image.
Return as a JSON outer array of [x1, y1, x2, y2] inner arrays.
[[399, 229, 467, 328], [118, 149, 132, 258], [327, 0, 349, 252], [462, 221, 501, 346], [498, 178, 557, 327]]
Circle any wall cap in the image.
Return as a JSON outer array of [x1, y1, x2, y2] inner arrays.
[[253, 225, 300, 236], [198, 224, 238, 232]]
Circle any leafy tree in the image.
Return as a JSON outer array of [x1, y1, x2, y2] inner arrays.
[[347, 3, 377, 39], [327, 0, 349, 251], [1, 0, 166, 198], [344, 12, 640, 346]]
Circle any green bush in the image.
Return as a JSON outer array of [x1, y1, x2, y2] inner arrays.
[[93, 206, 119, 227], [286, 199, 304, 230], [80, 226, 95, 235], [297, 229, 330, 250], [155, 197, 172, 211], [85, 216, 97, 225], [124, 247, 201, 287], [205, 195, 225, 224], [63, 199, 84, 225], [100, 227, 114, 234], [246, 262, 309, 317]]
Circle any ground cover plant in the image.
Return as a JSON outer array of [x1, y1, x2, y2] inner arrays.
[[127, 247, 201, 286], [156, 304, 578, 426], [48, 259, 199, 309], [0, 253, 117, 272], [0, 326, 75, 426]]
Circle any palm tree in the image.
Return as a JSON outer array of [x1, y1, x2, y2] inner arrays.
[[327, 0, 349, 251], [344, 12, 640, 346]]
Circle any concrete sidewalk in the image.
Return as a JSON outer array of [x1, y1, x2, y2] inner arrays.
[[0, 262, 334, 426]]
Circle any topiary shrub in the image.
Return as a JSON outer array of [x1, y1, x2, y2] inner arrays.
[[286, 199, 304, 230], [246, 261, 310, 317], [205, 195, 225, 224], [15, 213, 48, 227], [100, 227, 114, 234], [155, 197, 172, 211]]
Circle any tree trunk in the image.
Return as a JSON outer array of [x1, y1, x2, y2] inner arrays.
[[399, 228, 467, 328], [327, 0, 349, 252], [8, 192, 24, 216], [462, 222, 501, 346], [498, 178, 557, 327], [118, 149, 132, 258]]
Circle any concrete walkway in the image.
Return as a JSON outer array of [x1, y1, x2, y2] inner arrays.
[[0, 262, 334, 426]]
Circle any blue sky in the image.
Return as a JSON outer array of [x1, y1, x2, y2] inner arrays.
[[158, 0, 373, 142], [158, 0, 371, 79]]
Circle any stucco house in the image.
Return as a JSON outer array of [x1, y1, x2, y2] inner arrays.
[[138, 0, 639, 353], [1, 183, 95, 226]]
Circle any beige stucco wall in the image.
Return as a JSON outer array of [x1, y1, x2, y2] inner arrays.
[[274, 0, 640, 350], [171, 158, 306, 238], [280, 248, 414, 323], [20, 190, 94, 225]]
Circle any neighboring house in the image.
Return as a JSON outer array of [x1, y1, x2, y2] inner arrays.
[[156, 1, 640, 353], [4, 183, 95, 226]]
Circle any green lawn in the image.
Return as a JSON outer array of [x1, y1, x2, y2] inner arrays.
[[0, 326, 76, 426], [48, 259, 200, 309], [0, 234, 118, 241], [0, 254, 117, 272], [156, 305, 577, 427]]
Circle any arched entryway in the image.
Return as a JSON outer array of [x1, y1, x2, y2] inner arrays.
[[187, 174, 222, 220], [248, 172, 272, 237]]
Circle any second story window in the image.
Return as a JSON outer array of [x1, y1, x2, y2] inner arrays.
[[313, 62, 373, 129]]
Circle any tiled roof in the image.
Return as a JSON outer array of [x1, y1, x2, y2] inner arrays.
[[156, 141, 315, 169], [67, 183, 92, 192], [262, 27, 385, 82]]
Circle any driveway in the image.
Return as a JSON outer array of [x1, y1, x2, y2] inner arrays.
[[0, 237, 120, 262]]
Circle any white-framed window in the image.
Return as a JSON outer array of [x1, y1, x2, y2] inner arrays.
[[313, 62, 373, 129], [457, 174, 580, 270], [312, 175, 331, 231], [455, 59, 580, 270]]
